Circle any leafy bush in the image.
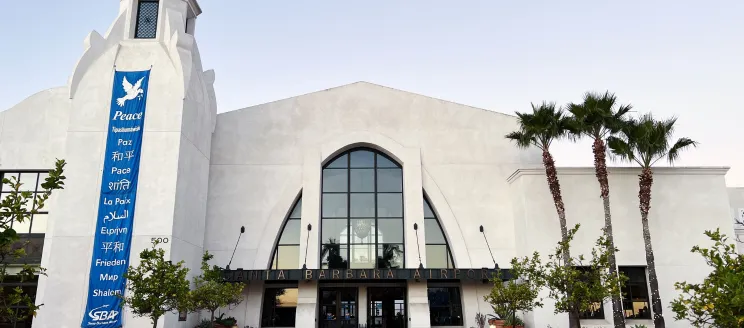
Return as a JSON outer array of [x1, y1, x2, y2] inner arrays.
[[195, 319, 213, 328], [670, 229, 744, 327], [189, 252, 244, 322], [504, 314, 524, 326], [215, 315, 236, 326]]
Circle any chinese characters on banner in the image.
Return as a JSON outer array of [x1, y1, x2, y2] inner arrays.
[[81, 70, 150, 328]]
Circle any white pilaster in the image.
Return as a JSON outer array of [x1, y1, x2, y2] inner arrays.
[[402, 148, 426, 268], [358, 287, 368, 326], [296, 281, 319, 328], [407, 281, 431, 328], [301, 148, 322, 269], [244, 282, 264, 328]]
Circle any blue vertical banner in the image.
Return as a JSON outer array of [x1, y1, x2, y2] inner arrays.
[[81, 69, 151, 328]]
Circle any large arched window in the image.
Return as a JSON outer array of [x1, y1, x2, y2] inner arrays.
[[271, 197, 302, 269], [424, 196, 454, 268], [320, 148, 404, 269]]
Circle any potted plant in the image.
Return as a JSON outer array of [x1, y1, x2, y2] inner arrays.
[[486, 314, 505, 328], [503, 314, 524, 328], [484, 258, 542, 328], [195, 319, 212, 328], [188, 251, 244, 327], [213, 314, 238, 328]]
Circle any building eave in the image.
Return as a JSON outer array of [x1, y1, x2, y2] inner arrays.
[[218, 81, 515, 118], [186, 0, 202, 17], [507, 166, 731, 184]]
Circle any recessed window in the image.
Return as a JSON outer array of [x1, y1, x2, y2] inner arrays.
[[427, 286, 463, 326], [0, 275, 39, 327], [620, 267, 651, 319], [320, 148, 404, 269], [261, 287, 298, 327], [1, 171, 49, 265], [270, 197, 302, 269], [1, 171, 51, 234], [134, 0, 159, 39], [424, 197, 454, 268]]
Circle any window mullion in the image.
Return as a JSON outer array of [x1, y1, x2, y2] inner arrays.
[[374, 153, 378, 268], [346, 154, 351, 267]]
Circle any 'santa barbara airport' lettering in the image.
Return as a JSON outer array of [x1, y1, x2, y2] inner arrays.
[[81, 70, 151, 328], [221, 267, 506, 283]]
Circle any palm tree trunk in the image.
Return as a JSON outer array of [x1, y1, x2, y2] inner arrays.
[[639, 167, 665, 328], [542, 149, 579, 327], [152, 315, 159, 328], [542, 149, 570, 261], [591, 138, 625, 328]]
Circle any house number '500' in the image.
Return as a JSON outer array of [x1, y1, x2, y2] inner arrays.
[[151, 237, 169, 244]]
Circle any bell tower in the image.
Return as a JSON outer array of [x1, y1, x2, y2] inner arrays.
[[33, 0, 215, 327]]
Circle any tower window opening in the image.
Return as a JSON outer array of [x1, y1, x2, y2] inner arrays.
[[134, 0, 159, 39]]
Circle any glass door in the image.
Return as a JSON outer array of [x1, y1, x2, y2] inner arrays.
[[319, 287, 358, 328], [368, 287, 407, 328]]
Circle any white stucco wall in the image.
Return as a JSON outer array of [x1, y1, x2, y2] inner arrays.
[[205, 81, 542, 270], [0, 88, 70, 170], [510, 167, 733, 328], [727, 187, 744, 253], [205, 81, 542, 327]]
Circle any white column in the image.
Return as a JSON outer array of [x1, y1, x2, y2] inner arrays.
[[407, 281, 431, 328], [402, 148, 426, 268], [358, 287, 368, 327], [296, 281, 319, 328], [243, 282, 264, 328], [301, 148, 322, 269]]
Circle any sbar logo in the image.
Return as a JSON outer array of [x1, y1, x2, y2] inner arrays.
[[88, 304, 119, 322]]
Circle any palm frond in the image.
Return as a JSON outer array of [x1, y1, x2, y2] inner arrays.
[[506, 101, 572, 151], [667, 137, 698, 164], [614, 104, 633, 119], [566, 90, 632, 139], [617, 112, 696, 167], [505, 131, 534, 149], [606, 136, 639, 166]]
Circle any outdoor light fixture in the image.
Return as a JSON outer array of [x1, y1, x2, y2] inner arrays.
[[414, 223, 423, 268], [226, 225, 245, 270], [303, 223, 312, 270], [479, 225, 498, 269]]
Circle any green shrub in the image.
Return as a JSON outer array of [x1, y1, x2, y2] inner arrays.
[[195, 319, 212, 328]]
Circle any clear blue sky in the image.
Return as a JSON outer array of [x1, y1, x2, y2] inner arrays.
[[2, 1, 743, 185]]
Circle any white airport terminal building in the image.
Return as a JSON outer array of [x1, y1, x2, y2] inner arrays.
[[1, 1, 743, 328]]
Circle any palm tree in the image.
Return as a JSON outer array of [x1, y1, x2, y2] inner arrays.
[[566, 91, 631, 328], [607, 113, 697, 328], [377, 244, 403, 269], [321, 238, 348, 269], [505, 102, 580, 327]]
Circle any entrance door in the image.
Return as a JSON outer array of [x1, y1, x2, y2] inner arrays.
[[319, 287, 358, 328], [368, 287, 407, 328]]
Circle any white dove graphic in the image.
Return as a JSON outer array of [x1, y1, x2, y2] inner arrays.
[[116, 76, 145, 107]]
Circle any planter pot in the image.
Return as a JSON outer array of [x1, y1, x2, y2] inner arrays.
[[487, 319, 505, 328], [212, 324, 238, 328], [504, 326, 524, 328]]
